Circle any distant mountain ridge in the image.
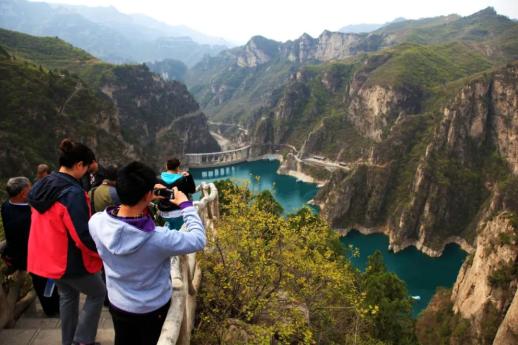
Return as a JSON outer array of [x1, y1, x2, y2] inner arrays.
[[53, 3, 232, 47], [186, 7, 518, 124], [0, 0, 230, 66], [339, 17, 406, 33]]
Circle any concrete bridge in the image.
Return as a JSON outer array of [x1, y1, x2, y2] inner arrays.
[[184, 145, 252, 168]]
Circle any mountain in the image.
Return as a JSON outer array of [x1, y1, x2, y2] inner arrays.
[[339, 23, 384, 33], [0, 0, 229, 66], [186, 9, 518, 341], [375, 7, 518, 58], [186, 31, 386, 123], [186, 7, 518, 124], [146, 59, 188, 81], [57, 4, 232, 47], [339, 17, 406, 33], [252, 41, 518, 345], [0, 28, 219, 179]]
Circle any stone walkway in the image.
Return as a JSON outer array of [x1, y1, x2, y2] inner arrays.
[[0, 297, 114, 345]]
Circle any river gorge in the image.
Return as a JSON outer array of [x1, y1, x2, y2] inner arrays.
[[191, 159, 467, 316]]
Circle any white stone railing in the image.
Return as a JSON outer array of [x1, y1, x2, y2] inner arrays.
[[157, 182, 219, 345]]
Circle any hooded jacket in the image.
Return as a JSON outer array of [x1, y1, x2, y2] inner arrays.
[[88, 203, 205, 313], [27, 172, 102, 279], [156, 172, 196, 214]]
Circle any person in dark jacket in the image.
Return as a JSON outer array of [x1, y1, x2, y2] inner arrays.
[[1, 176, 60, 316], [156, 158, 196, 230], [28, 139, 106, 345]]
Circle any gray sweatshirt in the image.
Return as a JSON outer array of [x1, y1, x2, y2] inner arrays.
[[88, 204, 205, 313]]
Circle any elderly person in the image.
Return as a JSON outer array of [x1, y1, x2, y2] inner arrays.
[[1, 177, 59, 316]]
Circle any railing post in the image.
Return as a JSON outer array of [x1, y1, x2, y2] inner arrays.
[[157, 183, 218, 345]]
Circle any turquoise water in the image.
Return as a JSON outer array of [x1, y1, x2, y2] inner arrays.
[[341, 231, 466, 316], [191, 159, 466, 316], [190, 159, 319, 215]]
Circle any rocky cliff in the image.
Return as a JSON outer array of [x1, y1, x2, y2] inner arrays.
[[416, 186, 518, 345], [315, 62, 518, 256], [96, 64, 220, 165]]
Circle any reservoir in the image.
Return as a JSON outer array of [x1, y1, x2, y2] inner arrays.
[[190, 159, 467, 316]]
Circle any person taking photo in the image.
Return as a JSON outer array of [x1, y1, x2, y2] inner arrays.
[[88, 161, 205, 345]]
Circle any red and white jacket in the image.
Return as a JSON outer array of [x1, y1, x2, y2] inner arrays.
[[28, 172, 102, 279]]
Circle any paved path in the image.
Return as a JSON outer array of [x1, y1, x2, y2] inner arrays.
[[0, 297, 114, 345]]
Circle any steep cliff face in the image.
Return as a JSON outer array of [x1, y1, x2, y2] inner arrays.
[[186, 31, 386, 122], [451, 213, 517, 339], [314, 63, 518, 256], [98, 64, 220, 164], [417, 188, 518, 345]]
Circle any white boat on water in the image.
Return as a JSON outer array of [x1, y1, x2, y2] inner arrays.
[[412, 296, 421, 300]]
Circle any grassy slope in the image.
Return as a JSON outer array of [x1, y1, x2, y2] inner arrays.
[[365, 42, 493, 91], [0, 47, 131, 179], [0, 28, 99, 71]]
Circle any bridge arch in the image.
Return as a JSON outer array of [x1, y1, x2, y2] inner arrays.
[[184, 145, 252, 168]]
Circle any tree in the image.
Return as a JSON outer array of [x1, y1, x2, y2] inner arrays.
[[253, 190, 283, 216], [361, 251, 418, 345], [194, 181, 381, 344]]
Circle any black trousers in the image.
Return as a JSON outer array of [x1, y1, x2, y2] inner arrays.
[[30, 273, 60, 317], [109, 300, 171, 345]]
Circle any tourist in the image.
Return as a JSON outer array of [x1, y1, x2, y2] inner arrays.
[[89, 165, 120, 213], [157, 158, 196, 230], [28, 139, 105, 345], [34, 164, 50, 183], [80, 160, 102, 192], [88, 161, 205, 345], [1, 176, 60, 316]]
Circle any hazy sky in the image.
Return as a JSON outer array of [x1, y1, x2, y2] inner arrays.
[[37, 0, 518, 43]]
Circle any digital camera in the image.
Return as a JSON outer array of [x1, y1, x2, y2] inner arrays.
[[153, 188, 174, 200]]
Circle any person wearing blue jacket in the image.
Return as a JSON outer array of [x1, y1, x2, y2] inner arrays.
[[157, 158, 196, 230], [88, 161, 205, 345]]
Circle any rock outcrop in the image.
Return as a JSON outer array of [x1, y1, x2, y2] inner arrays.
[[451, 213, 517, 336], [315, 63, 518, 256], [98, 64, 220, 166]]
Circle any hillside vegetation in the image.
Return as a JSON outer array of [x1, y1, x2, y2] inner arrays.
[[194, 180, 417, 345], [0, 29, 219, 179]]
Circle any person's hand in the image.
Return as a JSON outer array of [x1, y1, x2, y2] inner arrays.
[[152, 184, 167, 200], [171, 187, 188, 205]]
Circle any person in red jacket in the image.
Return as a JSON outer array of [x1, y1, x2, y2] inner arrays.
[[28, 138, 106, 345]]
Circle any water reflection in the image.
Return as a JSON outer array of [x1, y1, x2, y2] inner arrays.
[[200, 166, 237, 179]]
